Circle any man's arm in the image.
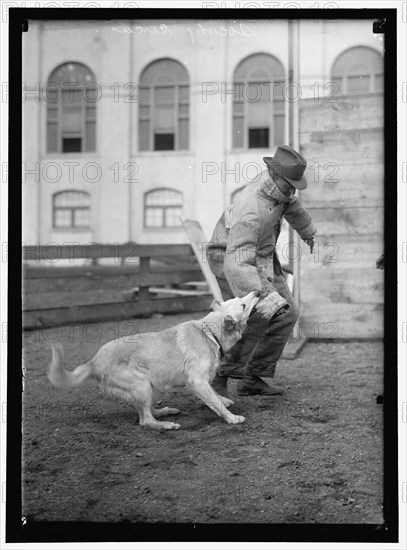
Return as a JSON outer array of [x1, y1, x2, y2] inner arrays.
[[283, 195, 317, 241], [223, 221, 289, 319]]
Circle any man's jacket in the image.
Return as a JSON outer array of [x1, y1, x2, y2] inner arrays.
[[206, 169, 317, 298]]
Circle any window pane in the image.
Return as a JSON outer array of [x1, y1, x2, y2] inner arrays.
[[145, 208, 164, 227], [45, 85, 59, 102], [273, 114, 285, 146], [139, 87, 150, 104], [248, 128, 269, 149], [233, 101, 244, 114], [62, 137, 82, 152], [84, 85, 98, 102], [146, 190, 181, 206], [85, 121, 96, 152], [348, 63, 369, 75], [55, 192, 89, 207], [179, 104, 189, 117], [245, 82, 264, 102], [47, 122, 58, 153], [86, 105, 96, 120], [74, 209, 90, 227], [154, 133, 174, 151], [271, 81, 285, 102], [54, 209, 72, 227], [165, 207, 182, 227], [179, 85, 189, 101], [233, 116, 244, 149], [62, 89, 82, 105], [248, 101, 271, 126], [139, 120, 150, 151], [62, 107, 82, 132], [347, 75, 369, 94], [178, 119, 189, 150], [139, 105, 150, 118], [155, 105, 174, 130], [155, 86, 175, 104]]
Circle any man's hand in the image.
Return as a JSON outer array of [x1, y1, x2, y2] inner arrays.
[[256, 290, 289, 321], [376, 253, 384, 270], [304, 237, 315, 254]]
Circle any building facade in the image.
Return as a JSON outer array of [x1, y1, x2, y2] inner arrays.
[[22, 18, 385, 337]]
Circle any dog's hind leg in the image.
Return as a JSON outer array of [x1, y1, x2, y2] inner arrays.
[[130, 377, 181, 430], [151, 406, 180, 417]]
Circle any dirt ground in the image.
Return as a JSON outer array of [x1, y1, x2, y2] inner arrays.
[[22, 312, 384, 525]]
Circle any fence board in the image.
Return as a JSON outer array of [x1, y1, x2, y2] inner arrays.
[[301, 163, 383, 208], [23, 295, 213, 329], [23, 243, 195, 262], [300, 303, 383, 339], [299, 94, 383, 133], [23, 269, 204, 293], [304, 206, 383, 236]]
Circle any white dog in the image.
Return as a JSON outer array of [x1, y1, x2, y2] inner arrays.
[[48, 291, 260, 430]]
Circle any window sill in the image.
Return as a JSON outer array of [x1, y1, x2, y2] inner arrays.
[[135, 151, 193, 158], [227, 148, 275, 155], [42, 152, 100, 159], [52, 227, 91, 232], [143, 226, 184, 232]]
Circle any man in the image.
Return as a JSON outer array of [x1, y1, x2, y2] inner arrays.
[[206, 145, 317, 396]]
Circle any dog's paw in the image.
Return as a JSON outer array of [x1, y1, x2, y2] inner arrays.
[[221, 397, 235, 408], [227, 414, 246, 425], [162, 422, 181, 430]]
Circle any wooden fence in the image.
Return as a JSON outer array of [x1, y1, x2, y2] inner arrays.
[[23, 243, 213, 329]]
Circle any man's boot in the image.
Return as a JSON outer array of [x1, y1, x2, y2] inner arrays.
[[236, 374, 284, 396], [211, 373, 229, 397]]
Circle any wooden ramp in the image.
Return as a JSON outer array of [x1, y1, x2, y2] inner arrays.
[[180, 217, 223, 302]]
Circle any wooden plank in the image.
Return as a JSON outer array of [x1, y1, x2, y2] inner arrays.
[[23, 269, 204, 293], [23, 243, 195, 262], [23, 262, 199, 279], [138, 257, 150, 301], [299, 303, 383, 339], [299, 234, 383, 270], [180, 217, 223, 302], [300, 163, 383, 208], [302, 206, 383, 236], [24, 289, 132, 310], [300, 267, 384, 305], [23, 295, 213, 329], [299, 95, 383, 133], [300, 128, 383, 165]]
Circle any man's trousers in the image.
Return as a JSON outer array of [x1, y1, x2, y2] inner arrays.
[[216, 270, 299, 379]]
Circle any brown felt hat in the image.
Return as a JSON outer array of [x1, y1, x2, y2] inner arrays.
[[263, 145, 308, 190]]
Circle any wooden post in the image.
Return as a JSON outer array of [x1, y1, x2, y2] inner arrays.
[[138, 256, 150, 301]]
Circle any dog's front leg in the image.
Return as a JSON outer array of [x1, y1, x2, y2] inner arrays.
[[187, 379, 245, 425]]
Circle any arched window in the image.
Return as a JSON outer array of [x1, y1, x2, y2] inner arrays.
[[47, 62, 97, 153], [53, 190, 90, 228], [331, 46, 383, 96], [139, 58, 189, 151], [144, 188, 183, 228], [232, 53, 286, 150]]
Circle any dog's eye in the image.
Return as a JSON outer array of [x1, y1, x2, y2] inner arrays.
[[241, 304, 246, 310]]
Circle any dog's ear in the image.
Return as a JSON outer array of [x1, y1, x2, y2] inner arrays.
[[223, 315, 238, 332], [210, 299, 223, 311]]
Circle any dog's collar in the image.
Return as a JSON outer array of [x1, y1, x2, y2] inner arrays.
[[204, 330, 225, 359]]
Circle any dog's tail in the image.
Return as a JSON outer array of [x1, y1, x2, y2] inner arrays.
[[48, 343, 92, 389]]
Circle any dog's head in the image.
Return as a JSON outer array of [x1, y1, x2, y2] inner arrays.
[[210, 290, 260, 336]]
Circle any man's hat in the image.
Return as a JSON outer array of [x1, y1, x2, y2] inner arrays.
[[263, 145, 308, 190]]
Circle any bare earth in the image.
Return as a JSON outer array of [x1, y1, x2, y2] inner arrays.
[[22, 312, 383, 525]]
